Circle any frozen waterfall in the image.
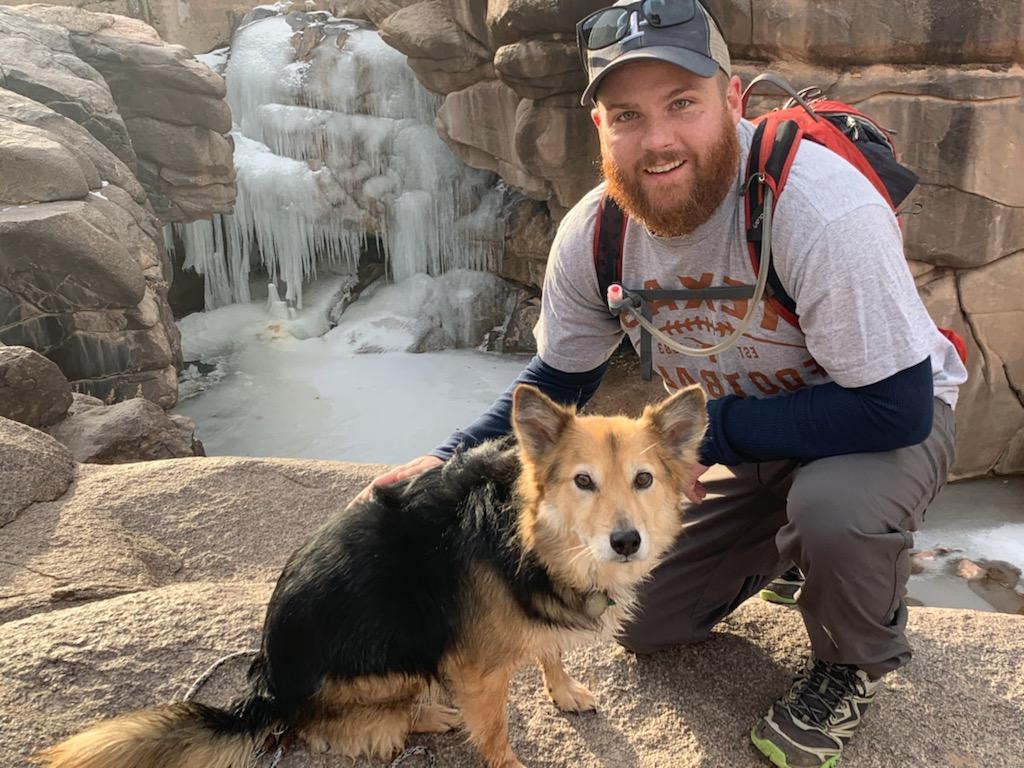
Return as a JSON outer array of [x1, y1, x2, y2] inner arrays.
[[167, 11, 503, 309]]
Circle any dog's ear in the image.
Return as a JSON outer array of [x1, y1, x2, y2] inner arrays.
[[643, 385, 708, 459], [512, 385, 573, 462]]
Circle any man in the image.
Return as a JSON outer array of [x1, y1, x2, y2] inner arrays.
[[356, 1, 968, 765]]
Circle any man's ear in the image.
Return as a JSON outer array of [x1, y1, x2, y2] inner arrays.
[[726, 74, 743, 123], [512, 385, 574, 462], [643, 385, 708, 460]]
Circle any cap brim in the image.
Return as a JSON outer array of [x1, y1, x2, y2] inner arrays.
[[581, 46, 720, 106]]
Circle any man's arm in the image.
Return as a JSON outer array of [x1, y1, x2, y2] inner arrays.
[[700, 356, 933, 466], [430, 355, 609, 460]]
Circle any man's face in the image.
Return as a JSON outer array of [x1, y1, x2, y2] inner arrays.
[[592, 60, 743, 237]]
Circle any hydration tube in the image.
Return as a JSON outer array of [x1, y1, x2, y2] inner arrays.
[[607, 185, 774, 358]]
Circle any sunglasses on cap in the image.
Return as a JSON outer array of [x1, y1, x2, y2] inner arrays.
[[576, 0, 722, 68]]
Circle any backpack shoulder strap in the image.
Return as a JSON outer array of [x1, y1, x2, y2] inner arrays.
[[594, 193, 628, 307], [744, 117, 803, 329]]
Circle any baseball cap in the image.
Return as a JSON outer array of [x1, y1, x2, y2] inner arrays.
[[577, 0, 731, 106]]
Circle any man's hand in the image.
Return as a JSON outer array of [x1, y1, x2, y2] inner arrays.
[[347, 455, 444, 509], [682, 463, 710, 504]]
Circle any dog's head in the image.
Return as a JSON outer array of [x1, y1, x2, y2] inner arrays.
[[512, 384, 707, 593]]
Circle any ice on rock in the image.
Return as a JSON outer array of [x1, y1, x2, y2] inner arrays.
[[168, 11, 502, 310], [324, 270, 516, 354], [195, 46, 230, 75], [225, 16, 299, 138]]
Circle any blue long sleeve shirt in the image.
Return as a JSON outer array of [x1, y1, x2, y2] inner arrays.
[[431, 354, 934, 466]]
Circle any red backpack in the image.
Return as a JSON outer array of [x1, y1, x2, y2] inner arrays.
[[594, 73, 968, 376]]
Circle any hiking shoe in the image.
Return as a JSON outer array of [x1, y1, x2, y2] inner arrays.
[[759, 566, 804, 605], [751, 659, 879, 768]]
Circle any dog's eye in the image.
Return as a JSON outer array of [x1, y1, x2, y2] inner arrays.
[[634, 471, 653, 489], [574, 473, 595, 490]]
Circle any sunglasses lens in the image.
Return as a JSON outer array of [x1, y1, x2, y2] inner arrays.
[[641, 0, 696, 27], [583, 8, 631, 50]]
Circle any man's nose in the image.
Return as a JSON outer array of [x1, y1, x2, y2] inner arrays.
[[640, 116, 676, 153]]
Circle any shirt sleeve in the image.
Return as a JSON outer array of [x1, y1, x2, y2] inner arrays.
[[699, 357, 934, 466], [778, 199, 937, 388], [532, 192, 625, 373]]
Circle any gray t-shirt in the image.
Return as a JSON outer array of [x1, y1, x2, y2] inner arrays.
[[534, 119, 967, 407]]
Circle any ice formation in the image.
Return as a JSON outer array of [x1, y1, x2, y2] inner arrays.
[[169, 11, 503, 309]]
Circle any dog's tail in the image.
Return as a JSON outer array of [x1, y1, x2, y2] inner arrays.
[[34, 695, 279, 768]]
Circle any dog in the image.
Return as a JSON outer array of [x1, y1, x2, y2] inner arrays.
[[37, 383, 707, 768]]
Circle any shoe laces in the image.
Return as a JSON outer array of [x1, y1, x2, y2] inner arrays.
[[785, 660, 865, 727]]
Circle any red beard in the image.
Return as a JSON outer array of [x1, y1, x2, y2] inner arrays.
[[602, 118, 740, 238]]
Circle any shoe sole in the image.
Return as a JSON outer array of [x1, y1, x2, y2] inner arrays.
[[758, 588, 799, 605], [750, 725, 840, 768]]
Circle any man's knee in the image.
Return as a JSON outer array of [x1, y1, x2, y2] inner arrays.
[[781, 474, 881, 559]]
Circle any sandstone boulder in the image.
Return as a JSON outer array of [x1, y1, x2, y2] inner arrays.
[[0, 4, 240, 408], [45, 396, 201, 464], [0, 0, 273, 54], [0, 121, 89, 204], [0, 6, 134, 164], [500, 192, 555, 290], [0, 87, 147, 205], [380, 3, 494, 92], [485, 0, 604, 46], [494, 37, 586, 100], [67, 391, 105, 414], [747, 0, 1023, 65], [0, 200, 146, 312], [10, 3, 236, 223], [915, 267, 1024, 479], [0, 416, 75, 527], [0, 345, 73, 428], [437, 80, 549, 201], [0, 455, 382, 623], [0, 187, 181, 404]]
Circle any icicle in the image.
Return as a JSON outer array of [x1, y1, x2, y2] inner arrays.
[[170, 218, 230, 309], [387, 191, 437, 283], [175, 12, 503, 311], [266, 282, 292, 319]]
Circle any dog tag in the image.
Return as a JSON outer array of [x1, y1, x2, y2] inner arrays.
[[583, 591, 611, 618]]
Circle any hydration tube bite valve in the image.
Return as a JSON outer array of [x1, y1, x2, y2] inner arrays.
[[606, 283, 642, 316]]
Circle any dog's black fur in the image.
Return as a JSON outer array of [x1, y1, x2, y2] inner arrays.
[[212, 436, 591, 735]]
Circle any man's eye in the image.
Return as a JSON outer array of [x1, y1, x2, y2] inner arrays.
[[614, 111, 638, 123], [634, 471, 653, 489], [574, 473, 595, 490], [671, 99, 692, 110]]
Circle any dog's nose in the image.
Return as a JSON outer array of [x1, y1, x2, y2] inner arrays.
[[610, 529, 641, 557]]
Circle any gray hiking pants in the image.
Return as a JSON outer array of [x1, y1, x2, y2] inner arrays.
[[620, 399, 956, 680]]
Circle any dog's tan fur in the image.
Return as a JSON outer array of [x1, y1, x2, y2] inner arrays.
[[38, 705, 253, 768], [37, 384, 706, 768]]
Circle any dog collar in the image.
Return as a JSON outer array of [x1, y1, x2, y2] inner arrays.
[[583, 591, 616, 618]]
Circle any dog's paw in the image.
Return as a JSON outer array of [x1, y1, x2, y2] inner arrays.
[[547, 677, 598, 713], [411, 703, 463, 733], [305, 733, 331, 754]]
